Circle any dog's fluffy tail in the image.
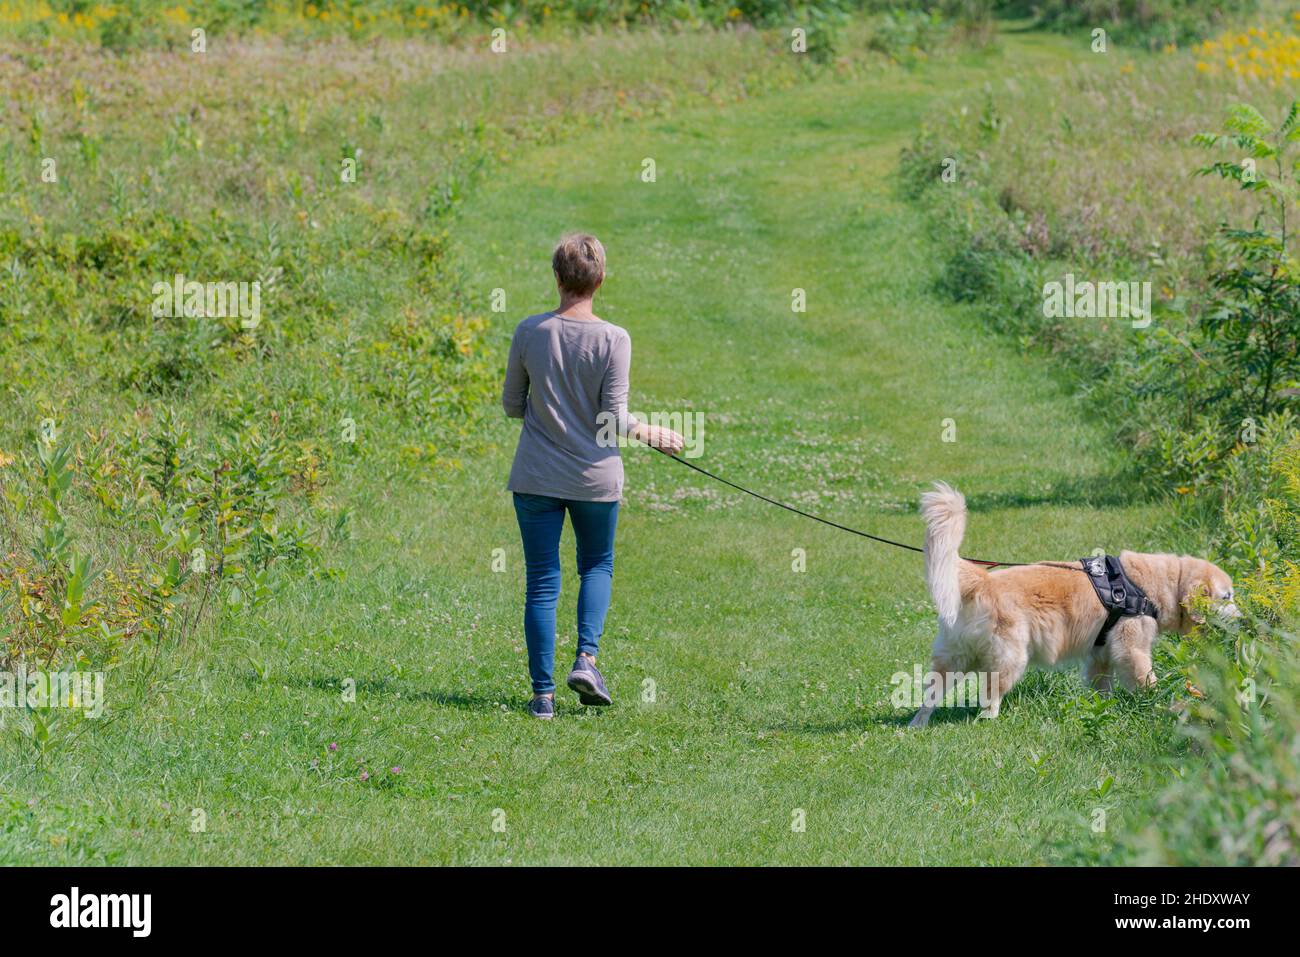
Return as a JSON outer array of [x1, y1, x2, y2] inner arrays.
[[921, 481, 971, 628]]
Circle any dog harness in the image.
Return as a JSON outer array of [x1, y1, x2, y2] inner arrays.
[[1080, 555, 1159, 646]]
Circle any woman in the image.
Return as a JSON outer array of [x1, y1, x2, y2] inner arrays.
[[502, 233, 684, 719]]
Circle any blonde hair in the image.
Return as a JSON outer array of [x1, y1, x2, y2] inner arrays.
[[552, 233, 606, 297]]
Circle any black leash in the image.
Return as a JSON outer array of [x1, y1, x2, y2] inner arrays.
[[652, 448, 1021, 568], [651, 451, 1157, 647]]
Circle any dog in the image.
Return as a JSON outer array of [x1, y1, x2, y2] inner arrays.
[[909, 482, 1239, 728]]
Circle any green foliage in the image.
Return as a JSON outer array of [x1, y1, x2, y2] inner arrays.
[[1191, 102, 1300, 426], [996, 0, 1256, 48], [1112, 586, 1300, 865], [0, 0, 889, 46], [801, 8, 853, 64], [868, 7, 949, 62], [0, 411, 328, 668], [1062, 689, 1117, 738]]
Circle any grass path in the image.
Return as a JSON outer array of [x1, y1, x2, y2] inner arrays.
[[5, 33, 1191, 865]]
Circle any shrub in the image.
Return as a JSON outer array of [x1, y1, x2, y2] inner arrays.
[[998, 0, 1257, 48], [1192, 103, 1300, 427], [869, 7, 950, 62]]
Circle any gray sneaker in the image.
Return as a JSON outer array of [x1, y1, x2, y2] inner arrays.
[[528, 695, 554, 720], [566, 656, 612, 706]]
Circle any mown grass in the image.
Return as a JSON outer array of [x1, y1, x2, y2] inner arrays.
[[1, 29, 1208, 864]]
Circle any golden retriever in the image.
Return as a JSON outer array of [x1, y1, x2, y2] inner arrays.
[[909, 482, 1239, 728]]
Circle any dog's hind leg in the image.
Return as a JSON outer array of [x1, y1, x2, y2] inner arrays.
[[979, 641, 1028, 720], [909, 646, 954, 729], [908, 669, 940, 728]]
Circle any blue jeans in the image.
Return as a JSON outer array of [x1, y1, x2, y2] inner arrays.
[[512, 492, 620, 695]]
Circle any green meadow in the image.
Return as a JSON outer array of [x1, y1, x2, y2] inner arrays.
[[2, 4, 1295, 865]]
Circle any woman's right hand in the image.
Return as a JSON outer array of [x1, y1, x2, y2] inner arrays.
[[640, 424, 684, 455]]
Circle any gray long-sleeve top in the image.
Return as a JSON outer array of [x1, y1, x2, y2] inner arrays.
[[502, 311, 638, 502]]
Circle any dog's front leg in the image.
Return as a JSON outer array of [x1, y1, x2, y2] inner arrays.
[[1109, 618, 1158, 689]]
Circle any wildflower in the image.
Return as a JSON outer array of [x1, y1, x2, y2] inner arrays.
[[327, 741, 338, 751]]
